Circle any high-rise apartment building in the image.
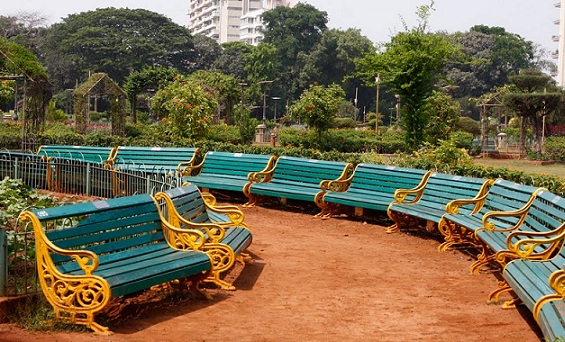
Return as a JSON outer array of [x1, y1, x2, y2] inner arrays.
[[188, 0, 295, 45], [555, 1, 565, 86]]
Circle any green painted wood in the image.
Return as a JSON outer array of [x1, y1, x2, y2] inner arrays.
[[323, 164, 429, 212], [33, 193, 212, 299]]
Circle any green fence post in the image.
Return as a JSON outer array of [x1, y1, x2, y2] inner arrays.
[[86, 163, 91, 197], [14, 158, 19, 179], [0, 228, 6, 296]]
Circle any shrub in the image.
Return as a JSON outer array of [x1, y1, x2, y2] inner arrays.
[[333, 117, 357, 129], [456, 117, 480, 136], [544, 137, 565, 161], [449, 131, 474, 150]]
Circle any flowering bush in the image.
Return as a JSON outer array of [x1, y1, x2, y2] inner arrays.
[[151, 77, 218, 139], [0, 79, 15, 106]]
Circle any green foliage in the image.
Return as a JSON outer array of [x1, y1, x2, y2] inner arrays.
[[151, 76, 218, 140], [278, 128, 406, 154], [187, 70, 240, 124], [206, 124, 243, 145], [333, 117, 357, 129], [43, 8, 194, 91], [288, 83, 345, 142], [449, 131, 474, 150], [395, 139, 474, 173], [0, 121, 22, 149], [233, 105, 258, 144], [45, 101, 67, 122], [0, 78, 15, 106], [544, 137, 565, 161], [355, 3, 458, 150], [421, 90, 461, 145], [456, 117, 480, 136], [0, 177, 57, 230]]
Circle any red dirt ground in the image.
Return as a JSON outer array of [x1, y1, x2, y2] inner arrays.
[[0, 198, 544, 342]]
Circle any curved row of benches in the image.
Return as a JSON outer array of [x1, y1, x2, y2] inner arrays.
[[30, 146, 565, 339]]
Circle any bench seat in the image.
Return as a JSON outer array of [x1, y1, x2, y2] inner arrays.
[[437, 179, 543, 261], [19, 193, 229, 333], [112, 146, 199, 175], [499, 254, 565, 341], [246, 156, 353, 208], [155, 184, 252, 290], [317, 164, 430, 217], [182, 151, 276, 194], [387, 172, 492, 233]]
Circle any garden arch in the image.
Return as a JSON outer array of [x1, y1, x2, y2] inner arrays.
[[73, 73, 127, 136]]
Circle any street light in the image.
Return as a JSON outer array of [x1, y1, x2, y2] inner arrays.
[[257, 78, 279, 125], [271, 97, 281, 122], [395, 94, 401, 126], [375, 74, 380, 134]]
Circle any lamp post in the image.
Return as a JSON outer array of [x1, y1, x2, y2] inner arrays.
[[395, 94, 401, 125], [271, 96, 281, 122], [375, 74, 380, 134], [257, 78, 279, 125]]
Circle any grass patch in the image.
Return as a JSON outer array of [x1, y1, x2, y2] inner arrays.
[[473, 158, 565, 178]]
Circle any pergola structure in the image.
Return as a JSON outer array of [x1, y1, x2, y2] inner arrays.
[[477, 92, 506, 156], [73, 73, 127, 136]]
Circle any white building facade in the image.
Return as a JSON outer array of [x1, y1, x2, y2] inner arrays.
[[188, 0, 295, 45], [555, 1, 565, 86]]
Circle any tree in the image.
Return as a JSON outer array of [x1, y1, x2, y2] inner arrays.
[[151, 76, 218, 140], [355, 3, 458, 150], [42, 8, 195, 92], [214, 41, 253, 80], [288, 83, 345, 143], [192, 34, 222, 71], [420, 90, 461, 145], [123, 66, 178, 123], [186, 70, 240, 124], [299, 28, 374, 111], [261, 3, 328, 99], [470, 25, 534, 76], [503, 69, 562, 155]]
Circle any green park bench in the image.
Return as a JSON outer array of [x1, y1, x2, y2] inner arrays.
[[36, 145, 116, 166], [387, 172, 493, 233], [437, 179, 543, 272], [497, 238, 565, 341], [19, 193, 232, 334], [244, 156, 353, 208], [182, 151, 277, 195], [154, 183, 253, 290], [112, 146, 200, 175], [476, 190, 565, 303], [316, 163, 431, 219]]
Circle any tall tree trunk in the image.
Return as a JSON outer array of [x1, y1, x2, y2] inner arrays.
[[519, 116, 526, 155]]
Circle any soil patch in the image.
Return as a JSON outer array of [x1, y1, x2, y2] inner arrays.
[[0, 200, 543, 341]]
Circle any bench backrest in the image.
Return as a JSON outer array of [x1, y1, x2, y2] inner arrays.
[[30, 194, 165, 269], [271, 156, 352, 185], [519, 190, 565, 234], [418, 172, 491, 209], [37, 145, 115, 164], [350, 164, 429, 195], [200, 151, 276, 178], [113, 146, 199, 172], [160, 184, 211, 224], [478, 179, 542, 227]]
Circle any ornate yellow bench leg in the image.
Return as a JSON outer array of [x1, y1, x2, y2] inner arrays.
[[502, 297, 522, 309], [202, 243, 236, 290], [487, 280, 512, 304]]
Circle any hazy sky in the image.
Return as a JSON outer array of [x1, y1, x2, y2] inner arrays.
[[2, 0, 560, 52]]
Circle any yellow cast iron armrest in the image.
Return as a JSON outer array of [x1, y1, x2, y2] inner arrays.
[[153, 193, 226, 243], [320, 173, 354, 192], [201, 192, 243, 212], [159, 213, 209, 250], [392, 171, 433, 204], [19, 211, 100, 275], [445, 179, 494, 215], [480, 187, 546, 232], [533, 269, 565, 321], [248, 168, 275, 183], [178, 159, 204, 176], [506, 223, 565, 259]]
